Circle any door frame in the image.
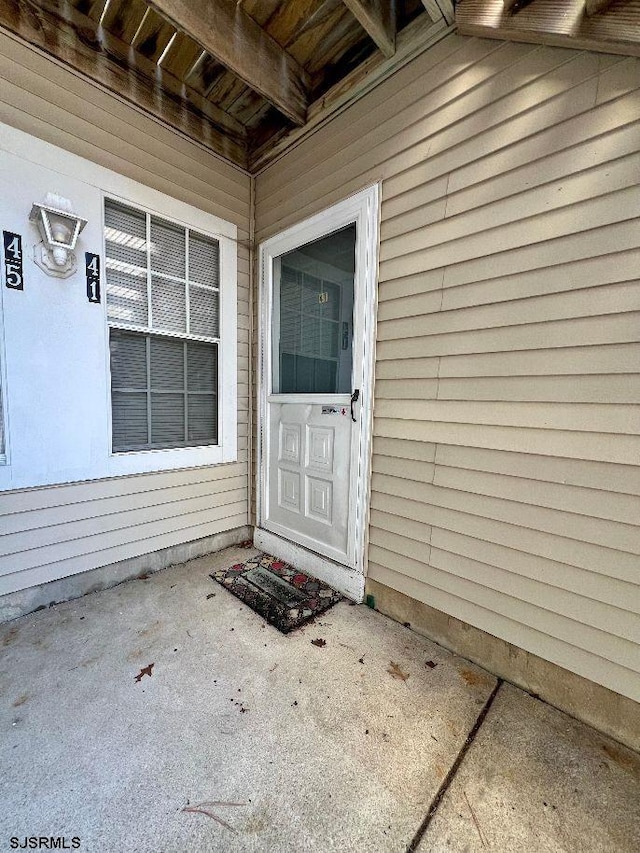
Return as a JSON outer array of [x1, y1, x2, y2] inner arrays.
[[255, 184, 380, 601]]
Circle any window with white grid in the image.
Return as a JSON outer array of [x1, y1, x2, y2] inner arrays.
[[105, 198, 221, 451]]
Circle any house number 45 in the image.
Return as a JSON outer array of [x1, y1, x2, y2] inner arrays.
[[3, 231, 24, 290]]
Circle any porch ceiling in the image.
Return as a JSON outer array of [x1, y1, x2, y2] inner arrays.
[[0, 0, 443, 171], [0, 1, 638, 173]]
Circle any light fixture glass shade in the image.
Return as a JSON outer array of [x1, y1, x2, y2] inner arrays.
[[29, 202, 87, 251], [29, 193, 88, 277]]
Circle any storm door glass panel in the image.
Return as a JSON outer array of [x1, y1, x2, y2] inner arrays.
[[274, 224, 356, 394]]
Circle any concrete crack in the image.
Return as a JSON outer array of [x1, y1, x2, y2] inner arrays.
[[406, 679, 503, 852]]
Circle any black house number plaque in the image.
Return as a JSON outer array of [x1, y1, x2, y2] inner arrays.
[[85, 252, 101, 303], [3, 231, 24, 290]]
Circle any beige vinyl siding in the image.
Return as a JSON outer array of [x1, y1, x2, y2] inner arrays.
[[0, 35, 251, 596], [255, 35, 640, 701]]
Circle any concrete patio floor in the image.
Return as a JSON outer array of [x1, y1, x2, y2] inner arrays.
[[1, 544, 638, 852]]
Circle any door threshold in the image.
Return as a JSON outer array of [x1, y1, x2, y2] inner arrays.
[[253, 528, 365, 602]]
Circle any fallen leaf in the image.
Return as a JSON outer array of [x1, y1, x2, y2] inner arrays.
[[311, 638, 326, 647], [387, 661, 409, 682], [1, 626, 19, 647], [134, 663, 154, 683], [459, 668, 491, 688], [425, 660, 437, 669], [602, 743, 636, 770]]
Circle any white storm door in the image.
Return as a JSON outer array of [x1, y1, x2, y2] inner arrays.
[[260, 216, 366, 568]]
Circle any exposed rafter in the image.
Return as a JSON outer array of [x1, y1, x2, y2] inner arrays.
[[585, 0, 614, 14], [456, 0, 640, 59], [421, 0, 455, 25], [342, 0, 396, 57], [145, 0, 310, 126], [0, 0, 248, 166], [250, 11, 449, 172]]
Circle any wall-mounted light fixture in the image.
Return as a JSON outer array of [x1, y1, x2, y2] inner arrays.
[[29, 192, 87, 279]]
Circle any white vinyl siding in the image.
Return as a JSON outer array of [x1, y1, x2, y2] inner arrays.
[[255, 37, 640, 702], [0, 34, 250, 597]]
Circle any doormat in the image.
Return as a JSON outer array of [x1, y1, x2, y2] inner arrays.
[[211, 553, 343, 634]]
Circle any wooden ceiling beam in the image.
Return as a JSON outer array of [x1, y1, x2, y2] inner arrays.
[[421, 0, 455, 26], [145, 0, 309, 125], [0, 0, 248, 167], [585, 0, 614, 15], [68, 0, 106, 23], [249, 11, 450, 172], [342, 0, 396, 57], [456, 0, 640, 59]]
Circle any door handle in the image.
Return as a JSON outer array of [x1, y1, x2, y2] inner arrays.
[[350, 389, 360, 422]]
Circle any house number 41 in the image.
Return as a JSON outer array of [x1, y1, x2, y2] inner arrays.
[[85, 252, 101, 303]]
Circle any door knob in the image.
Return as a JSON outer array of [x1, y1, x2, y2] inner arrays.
[[350, 389, 360, 422]]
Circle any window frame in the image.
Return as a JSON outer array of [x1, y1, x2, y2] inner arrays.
[[102, 191, 237, 475]]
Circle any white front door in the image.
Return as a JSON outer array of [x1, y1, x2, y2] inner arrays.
[[257, 187, 379, 598]]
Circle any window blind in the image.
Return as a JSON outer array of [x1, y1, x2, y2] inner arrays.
[[110, 330, 218, 451], [104, 200, 220, 340], [278, 263, 342, 394], [105, 198, 221, 452]]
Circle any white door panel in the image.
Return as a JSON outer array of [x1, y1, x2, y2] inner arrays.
[[267, 401, 353, 562]]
